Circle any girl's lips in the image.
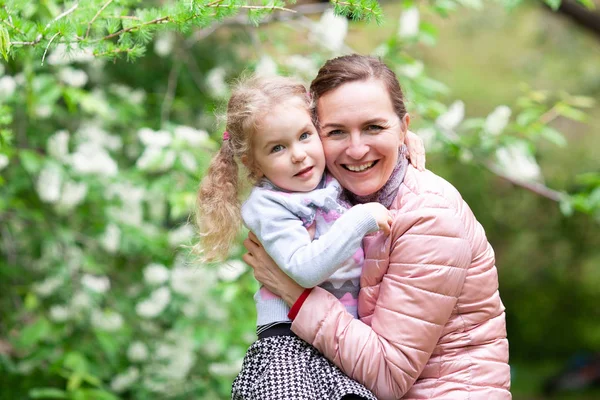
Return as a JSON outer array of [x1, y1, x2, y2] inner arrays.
[[295, 166, 313, 177]]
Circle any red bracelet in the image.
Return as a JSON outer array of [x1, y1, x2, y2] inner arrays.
[[287, 288, 312, 320]]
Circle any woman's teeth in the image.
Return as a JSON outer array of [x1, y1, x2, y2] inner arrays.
[[345, 161, 375, 172]]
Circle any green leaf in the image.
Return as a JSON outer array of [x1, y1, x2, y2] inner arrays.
[[77, 389, 119, 400], [555, 103, 587, 122], [0, 26, 10, 61], [540, 126, 567, 147], [29, 388, 68, 399], [544, 0, 562, 10], [16, 317, 51, 349], [18, 149, 43, 175]]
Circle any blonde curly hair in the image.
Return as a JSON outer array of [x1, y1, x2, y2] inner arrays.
[[194, 74, 310, 263]]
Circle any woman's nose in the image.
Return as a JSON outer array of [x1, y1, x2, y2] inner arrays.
[[346, 134, 369, 160]]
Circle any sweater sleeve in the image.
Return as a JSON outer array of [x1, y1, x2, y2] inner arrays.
[[290, 199, 471, 400], [242, 190, 379, 288]]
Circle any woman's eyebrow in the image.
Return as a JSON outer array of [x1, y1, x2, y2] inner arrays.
[[320, 122, 345, 130], [363, 118, 387, 125]]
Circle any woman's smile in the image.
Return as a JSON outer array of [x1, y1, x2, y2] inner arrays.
[[342, 160, 378, 172]]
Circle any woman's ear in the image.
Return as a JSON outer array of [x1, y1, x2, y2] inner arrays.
[[400, 113, 410, 141]]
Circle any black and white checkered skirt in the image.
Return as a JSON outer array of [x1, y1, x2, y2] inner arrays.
[[231, 334, 377, 400]]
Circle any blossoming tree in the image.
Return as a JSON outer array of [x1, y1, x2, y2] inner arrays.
[[0, 0, 598, 399]]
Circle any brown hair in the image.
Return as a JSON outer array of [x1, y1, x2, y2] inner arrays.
[[194, 75, 310, 263], [309, 54, 407, 127]]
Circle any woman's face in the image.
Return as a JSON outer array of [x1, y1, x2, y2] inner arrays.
[[317, 79, 409, 197]]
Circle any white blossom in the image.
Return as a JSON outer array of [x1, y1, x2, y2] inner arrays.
[[136, 147, 176, 172], [106, 183, 146, 227], [49, 305, 71, 322], [179, 151, 198, 173], [217, 260, 248, 282], [168, 224, 195, 247], [47, 130, 70, 162], [138, 128, 172, 148], [255, 55, 278, 77], [143, 263, 170, 285], [35, 104, 52, 119], [484, 105, 512, 136], [173, 125, 208, 148], [71, 291, 92, 311], [101, 223, 121, 254], [111, 84, 146, 105], [57, 181, 87, 210], [171, 262, 209, 298], [398, 7, 420, 38], [33, 276, 63, 297], [82, 274, 110, 294], [285, 55, 318, 79], [152, 333, 196, 380], [36, 164, 62, 203], [58, 67, 88, 88], [69, 143, 118, 176], [127, 341, 149, 362], [47, 44, 94, 66], [398, 60, 424, 79], [206, 67, 228, 98], [494, 140, 543, 182], [0, 154, 8, 171], [0, 76, 16, 98], [77, 123, 122, 151], [312, 9, 348, 52], [136, 287, 171, 318], [110, 367, 139, 393], [91, 309, 123, 332], [154, 32, 175, 57], [80, 89, 112, 118], [209, 359, 244, 377], [436, 101, 465, 131]]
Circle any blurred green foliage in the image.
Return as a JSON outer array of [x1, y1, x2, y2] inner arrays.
[[0, 0, 599, 399]]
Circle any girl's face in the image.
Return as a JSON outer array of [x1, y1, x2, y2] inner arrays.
[[250, 99, 326, 192], [317, 79, 409, 197]]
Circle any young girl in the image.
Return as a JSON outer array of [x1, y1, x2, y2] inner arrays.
[[195, 75, 420, 400]]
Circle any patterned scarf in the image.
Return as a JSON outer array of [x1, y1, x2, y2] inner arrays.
[[344, 145, 409, 208]]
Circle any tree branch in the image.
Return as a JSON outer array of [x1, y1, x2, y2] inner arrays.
[[485, 161, 566, 202], [544, 0, 600, 39], [86, 0, 114, 39]]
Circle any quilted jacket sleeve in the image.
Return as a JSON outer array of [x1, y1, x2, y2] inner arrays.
[[291, 195, 471, 400]]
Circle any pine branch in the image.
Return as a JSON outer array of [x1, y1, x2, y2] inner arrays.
[[86, 0, 114, 39]]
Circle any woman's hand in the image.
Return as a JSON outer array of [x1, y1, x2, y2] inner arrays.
[[404, 130, 426, 171], [243, 232, 305, 306]]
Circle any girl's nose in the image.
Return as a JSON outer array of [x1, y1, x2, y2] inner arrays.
[[291, 147, 307, 163]]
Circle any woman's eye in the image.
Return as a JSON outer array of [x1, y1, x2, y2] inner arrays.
[[271, 144, 284, 153], [367, 125, 383, 132], [327, 130, 344, 137], [299, 132, 310, 141]]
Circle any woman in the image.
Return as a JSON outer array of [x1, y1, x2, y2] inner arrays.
[[243, 54, 511, 399]]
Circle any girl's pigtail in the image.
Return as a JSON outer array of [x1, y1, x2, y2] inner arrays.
[[193, 138, 241, 263]]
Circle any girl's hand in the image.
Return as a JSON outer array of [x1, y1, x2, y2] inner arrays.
[[405, 130, 426, 171], [243, 232, 305, 306], [363, 202, 392, 235]]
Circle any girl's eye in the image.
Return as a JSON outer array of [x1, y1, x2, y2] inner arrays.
[[271, 144, 284, 153], [299, 132, 310, 141]]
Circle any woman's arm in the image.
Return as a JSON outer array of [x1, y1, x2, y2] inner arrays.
[[291, 202, 471, 400], [246, 197, 471, 400]]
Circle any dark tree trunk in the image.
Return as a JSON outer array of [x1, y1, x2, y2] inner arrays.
[[547, 0, 600, 39]]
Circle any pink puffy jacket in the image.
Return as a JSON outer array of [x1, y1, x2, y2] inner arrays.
[[291, 166, 511, 399]]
